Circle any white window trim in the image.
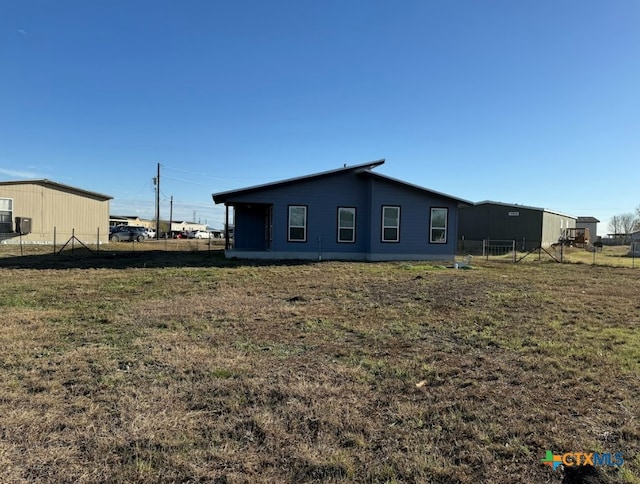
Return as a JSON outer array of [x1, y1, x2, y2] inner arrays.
[[382, 206, 400, 242]]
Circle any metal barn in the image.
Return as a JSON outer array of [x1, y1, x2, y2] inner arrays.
[[0, 179, 112, 245], [458, 201, 576, 251]]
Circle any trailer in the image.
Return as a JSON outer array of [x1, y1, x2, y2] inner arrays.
[[558, 227, 590, 248]]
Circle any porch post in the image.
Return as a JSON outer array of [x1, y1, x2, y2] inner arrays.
[[225, 204, 230, 250]]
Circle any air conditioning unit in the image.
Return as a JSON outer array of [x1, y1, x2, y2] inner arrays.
[[15, 217, 32, 235]]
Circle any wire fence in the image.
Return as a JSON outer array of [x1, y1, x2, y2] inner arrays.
[[0, 226, 227, 258], [457, 239, 639, 268], [457, 239, 517, 262]]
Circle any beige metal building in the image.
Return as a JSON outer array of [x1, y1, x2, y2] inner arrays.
[[0, 179, 112, 245]]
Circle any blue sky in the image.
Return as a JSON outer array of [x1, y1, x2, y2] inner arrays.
[[1, 1, 638, 233]]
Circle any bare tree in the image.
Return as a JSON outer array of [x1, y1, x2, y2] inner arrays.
[[608, 215, 622, 235], [609, 210, 640, 239], [620, 213, 636, 235]]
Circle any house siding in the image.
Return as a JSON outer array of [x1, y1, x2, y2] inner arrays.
[[224, 170, 460, 260], [228, 171, 370, 254], [368, 178, 458, 258]]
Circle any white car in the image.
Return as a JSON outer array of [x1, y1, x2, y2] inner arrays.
[[192, 230, 212, 239], [146, 228, 156, 238]]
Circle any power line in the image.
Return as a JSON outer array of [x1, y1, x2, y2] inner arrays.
[[162, 175, 211, 187], [163, 164, 263, 181]]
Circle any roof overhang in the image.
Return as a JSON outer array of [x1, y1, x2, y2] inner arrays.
[[363, 171, 473, 206], [212, 159, 385, 204], [471, 200, 576, 219], [0, 179, 112, 201]]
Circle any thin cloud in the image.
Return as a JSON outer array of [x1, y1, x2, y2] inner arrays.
[[0, 167, 45, 179], [17, 29, 27, 35]]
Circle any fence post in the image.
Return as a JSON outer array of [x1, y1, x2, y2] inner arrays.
[[97, 227, 100, 256], [512, 240, 516, 263], [54, 227, 57, 255]]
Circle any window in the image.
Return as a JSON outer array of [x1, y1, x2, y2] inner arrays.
[[430, 207, 448, 243], [337, 207, 356, 243], [0, 198, 12, 234], [382, 206, 400, 242], [288, 205, 307, 242]]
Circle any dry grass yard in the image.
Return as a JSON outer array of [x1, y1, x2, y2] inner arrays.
[[0, 244, 638, 483]]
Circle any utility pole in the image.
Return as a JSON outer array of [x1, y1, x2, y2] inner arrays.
[[169, 196, 173, 238], [155, 163, 161, 239]]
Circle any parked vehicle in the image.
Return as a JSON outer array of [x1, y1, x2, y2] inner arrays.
[[192, 230, 212, 239], [145, 228, 156, 239], [109, 225, 147, 242]]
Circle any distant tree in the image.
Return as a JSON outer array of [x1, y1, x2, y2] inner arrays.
[[608, 215, 622, 236], [609, 210, 640, 240], [620, 213, 637, 235], [609, 213, 637, 241]]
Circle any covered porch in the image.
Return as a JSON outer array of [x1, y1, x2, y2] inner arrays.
[[223, 202, 272, 251]]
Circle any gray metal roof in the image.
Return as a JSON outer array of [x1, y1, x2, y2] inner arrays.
[[577, 216, 600, 223]]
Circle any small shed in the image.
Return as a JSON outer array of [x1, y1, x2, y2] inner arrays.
[[576, 217, 600, 242]]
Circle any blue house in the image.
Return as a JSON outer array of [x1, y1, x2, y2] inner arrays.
[[212, 160, 470, 261]]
